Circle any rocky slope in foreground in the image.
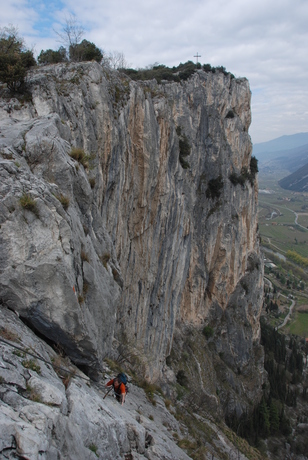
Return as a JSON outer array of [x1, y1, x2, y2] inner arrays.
[[0, 61, 264, 458], [1, 305, 264, 460], [0, 307, 191, 460]]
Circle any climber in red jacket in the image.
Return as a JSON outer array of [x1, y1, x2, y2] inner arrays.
[[106, 373, 127, 405]]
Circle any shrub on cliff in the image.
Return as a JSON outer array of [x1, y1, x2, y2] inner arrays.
[[206, 175, 223, 199], [202, 325, 214, 339], [38, 47, 67, 65], [249, 155, 258, 181], [122, 61, 199, 84], [177, 61, 198, 80], [229, 156, 258, 187], [122, 61, 235, 83], [229, 171, 246, 186], [69, 39, 103, 63], [177, 126, 191, 169], [0, 25, 36, 92], [202, 63, 212, 72]]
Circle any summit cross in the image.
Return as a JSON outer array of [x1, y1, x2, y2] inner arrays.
[[194, 52, 201, 64]]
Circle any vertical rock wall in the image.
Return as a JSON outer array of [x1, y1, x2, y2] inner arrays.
[[0, 62, 263, 387]]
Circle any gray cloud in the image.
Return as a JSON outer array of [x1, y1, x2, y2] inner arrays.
[[1, 0, 307, 143]]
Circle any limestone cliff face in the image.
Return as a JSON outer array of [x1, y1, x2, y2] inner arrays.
[[0, 62, 263, 390]]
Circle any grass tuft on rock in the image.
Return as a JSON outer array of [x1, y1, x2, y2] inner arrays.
[[69, 147, 89, 168], [56, 193, 70, 210], [19, 193, 39, 216]]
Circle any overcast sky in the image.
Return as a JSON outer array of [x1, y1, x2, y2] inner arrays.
[[1, 0, 308, 144]]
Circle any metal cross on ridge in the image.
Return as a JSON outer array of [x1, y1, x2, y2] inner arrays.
[[194, 52, 201, 64]]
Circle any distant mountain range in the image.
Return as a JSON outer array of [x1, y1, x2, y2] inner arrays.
[[278, 162, 308, 192], [253, 133, 308, 191], [253, 132, 308, 162]]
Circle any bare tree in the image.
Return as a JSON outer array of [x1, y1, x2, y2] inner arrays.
[[103, 51, 128, 69], [0, 24, 24, 54], [55, 14, 84, 51]]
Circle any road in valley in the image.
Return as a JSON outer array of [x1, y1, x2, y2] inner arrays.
[[277, 295, 296, 330], [259, 200, 308, 232]]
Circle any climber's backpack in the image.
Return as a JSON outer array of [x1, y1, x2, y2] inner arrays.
[[113, 373, 128, 395]]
